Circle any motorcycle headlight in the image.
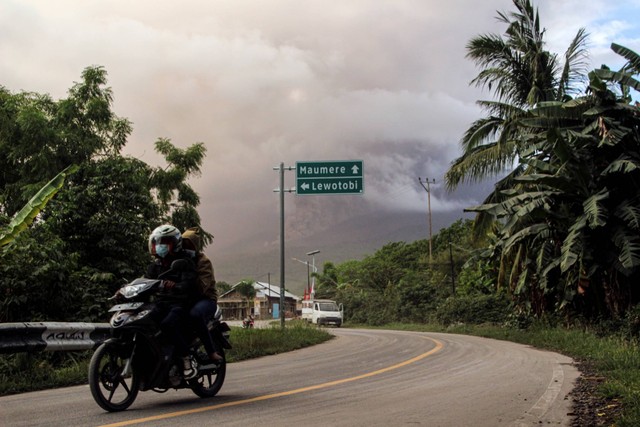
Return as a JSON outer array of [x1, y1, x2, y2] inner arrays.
[[119, 285, 141, 299]]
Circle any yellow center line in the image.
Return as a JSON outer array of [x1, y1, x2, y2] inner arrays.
[[100, 336, 444, 427]]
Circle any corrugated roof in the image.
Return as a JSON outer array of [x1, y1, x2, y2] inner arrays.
[[220, 281, 300, 301], [253, 281, 300, 300]]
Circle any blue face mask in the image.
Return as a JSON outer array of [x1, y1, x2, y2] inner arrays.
[[155, 244, 170, 258]]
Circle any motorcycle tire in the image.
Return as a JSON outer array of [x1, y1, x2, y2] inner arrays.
[[189, 348, 226, 398], [89, 342, 140, 412]]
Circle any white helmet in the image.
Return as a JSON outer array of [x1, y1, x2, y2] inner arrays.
[[148, 224, 182, 257]]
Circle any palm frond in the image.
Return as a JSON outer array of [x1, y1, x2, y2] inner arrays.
[[558, 28, 590, 98], [460, 115, 504, 151], [445, 139, 517, 189]]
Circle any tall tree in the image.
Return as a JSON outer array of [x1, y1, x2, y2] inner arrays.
[[468, 44, 640, 319], [149, 138, 212, 246], [0, 67, 131, 216], [445, 0, 588, 201], [0, 66, 213, 322]]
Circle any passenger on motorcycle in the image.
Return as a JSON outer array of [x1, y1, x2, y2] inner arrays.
[[181, 227, 224, 364], [146, 224, 199, 378]]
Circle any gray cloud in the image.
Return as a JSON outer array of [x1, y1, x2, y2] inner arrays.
[[1, 0, 638, 260]]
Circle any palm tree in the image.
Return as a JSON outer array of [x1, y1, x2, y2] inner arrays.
[[445, 0, 589, 190]]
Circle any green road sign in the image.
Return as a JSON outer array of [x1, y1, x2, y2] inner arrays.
[[296, 160, 364, 195]]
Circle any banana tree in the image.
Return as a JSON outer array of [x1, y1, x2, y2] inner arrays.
[[0, 165, 78, 247], [467, 44, 640, 319]]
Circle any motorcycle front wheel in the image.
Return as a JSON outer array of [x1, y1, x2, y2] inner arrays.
[[189, 348, 226, 398], [89, 342, 140, 412]]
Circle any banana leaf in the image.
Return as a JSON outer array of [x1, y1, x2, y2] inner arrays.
[[611, 43, 640, 72], [0, 165, 78, 247]]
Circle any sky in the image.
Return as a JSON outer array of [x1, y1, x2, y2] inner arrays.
[[1, 0, 639, 268]]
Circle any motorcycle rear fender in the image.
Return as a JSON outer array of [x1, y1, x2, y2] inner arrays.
[[220, 336, 232, 349], [211, 326, 232, 349]]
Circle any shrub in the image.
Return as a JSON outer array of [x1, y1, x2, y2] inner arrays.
[[435, 294, 510, 325]]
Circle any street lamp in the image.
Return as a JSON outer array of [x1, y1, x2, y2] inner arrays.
[[292, 257, 312, 298], [291, 257, 311, 295], [307, 250, 320, 298]]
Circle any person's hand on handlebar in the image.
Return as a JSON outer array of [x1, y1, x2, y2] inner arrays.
[[161, 280, 176, 290]]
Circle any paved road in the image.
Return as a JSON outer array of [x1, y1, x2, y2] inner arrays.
[[1, 328, 578, 426]]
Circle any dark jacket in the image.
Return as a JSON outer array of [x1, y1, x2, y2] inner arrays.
[[146, 253, 198, 306]]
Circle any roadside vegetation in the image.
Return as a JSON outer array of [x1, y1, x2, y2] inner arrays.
[[1, 0, 639, 425], [0, 322, 332, 396]]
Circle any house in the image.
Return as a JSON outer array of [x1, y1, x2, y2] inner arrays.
[[217, 281, 300, 320]]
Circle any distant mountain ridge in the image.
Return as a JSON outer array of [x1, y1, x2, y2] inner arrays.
[[211, 210, 465, 295]]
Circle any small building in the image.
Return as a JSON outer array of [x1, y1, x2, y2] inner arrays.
[[217, 281, 300, 320]]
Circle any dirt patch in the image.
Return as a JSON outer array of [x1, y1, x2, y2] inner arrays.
[[569, 360, 623, 426]]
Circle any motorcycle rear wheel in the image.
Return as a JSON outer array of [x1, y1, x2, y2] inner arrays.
[[189, 348, 226, 398], [89, 342, 140, 412]]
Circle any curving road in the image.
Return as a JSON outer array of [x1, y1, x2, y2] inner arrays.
[[1, 328, 578, 426]]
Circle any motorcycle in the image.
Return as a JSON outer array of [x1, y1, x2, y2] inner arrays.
[[242, 316, 254, 329], [88, 260, 231, 412]]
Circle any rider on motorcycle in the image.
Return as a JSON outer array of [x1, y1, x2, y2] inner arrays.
[[181, 227, 223, 364], [146, 224, 199, 378]]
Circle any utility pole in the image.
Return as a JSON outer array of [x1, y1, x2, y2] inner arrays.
[[449, 242, 455, 295], [267, 272, 271, 318], [273, 162, 295, 329], [418, 177, 435, 263]]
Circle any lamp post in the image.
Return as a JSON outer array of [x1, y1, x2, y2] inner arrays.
[[292, 256, 315, 298], [307, 250, 320, 299]]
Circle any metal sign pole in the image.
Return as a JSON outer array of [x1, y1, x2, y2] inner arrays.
[[274, 163, 294, 329], [279, 162, 286, 329]]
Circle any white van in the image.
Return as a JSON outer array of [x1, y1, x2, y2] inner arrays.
[[301, 299, 343, 326]]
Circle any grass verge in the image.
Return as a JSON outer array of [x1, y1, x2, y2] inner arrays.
[[0, 321, 332, 396]]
